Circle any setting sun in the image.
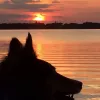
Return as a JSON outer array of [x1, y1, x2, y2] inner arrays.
[[33, 14, 45, 21]]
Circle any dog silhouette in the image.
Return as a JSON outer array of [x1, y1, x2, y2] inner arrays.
[[0, 33, 82, 100]]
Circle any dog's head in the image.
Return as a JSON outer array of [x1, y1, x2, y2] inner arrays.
[[0, 33, 82, 100]]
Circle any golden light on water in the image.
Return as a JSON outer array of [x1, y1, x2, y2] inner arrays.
[[35, 43, 43, 59], [33, 13, 45, 21]]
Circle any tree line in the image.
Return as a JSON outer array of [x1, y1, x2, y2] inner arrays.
[[0, 22, 100, 29]]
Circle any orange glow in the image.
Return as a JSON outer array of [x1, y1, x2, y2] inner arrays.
[[33, 14, 45, 21], [35, 43, 43, 59], [0, 0, 4, 3], [41, 0, 52, 4]]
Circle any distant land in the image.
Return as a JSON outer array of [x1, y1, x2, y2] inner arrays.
[[0, 22, 100, 29]]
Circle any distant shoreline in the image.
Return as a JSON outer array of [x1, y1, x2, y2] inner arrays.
[[0, 22, 100, 29]]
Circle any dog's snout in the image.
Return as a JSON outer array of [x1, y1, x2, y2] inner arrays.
[[78, 81, 82, 89], [76, 81, 82, 92]]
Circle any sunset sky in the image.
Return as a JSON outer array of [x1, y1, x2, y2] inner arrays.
[[0, 0, 100, 23]]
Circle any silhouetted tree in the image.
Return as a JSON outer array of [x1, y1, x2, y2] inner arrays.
[[0, 22, 100, 29]]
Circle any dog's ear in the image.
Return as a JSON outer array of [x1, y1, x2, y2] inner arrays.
[[24, 32, 37, 58], [8, 38, 23, 56]]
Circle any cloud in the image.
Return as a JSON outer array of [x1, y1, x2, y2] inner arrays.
[[0, 2, 55, 23], [52, 0, 60, 3], [3, 0, 11, 4], [51, 15, 65, 22], [0, 13, 30, 19], [52, 16, 63, 19], [10, 0, 42, 4], [0, 3, 51, 9], [11, 0, 32, 4], [66, 0, 88, 4], [0, 2, 55, 13], [0, 0, 4, 4], [0, 13, 32, 23]]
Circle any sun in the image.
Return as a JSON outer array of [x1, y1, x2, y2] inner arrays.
[[33, 13, 45, 21]]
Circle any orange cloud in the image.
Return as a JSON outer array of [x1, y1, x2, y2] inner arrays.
[[41, 0, 52, 4], [0, 0, 4, 3]]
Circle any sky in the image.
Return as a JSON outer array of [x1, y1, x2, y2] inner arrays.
[[0, 0, 100, 23]]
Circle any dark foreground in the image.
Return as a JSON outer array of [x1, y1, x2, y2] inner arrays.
[[0, 33, 82, 100]]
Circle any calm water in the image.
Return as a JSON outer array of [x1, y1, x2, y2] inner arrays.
[[0, 29, 100, 100]]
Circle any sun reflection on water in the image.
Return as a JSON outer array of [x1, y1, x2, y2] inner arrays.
[[35, 43, 43, 59]]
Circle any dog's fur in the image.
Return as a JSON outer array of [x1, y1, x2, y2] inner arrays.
[[0, 33, 82, 100]]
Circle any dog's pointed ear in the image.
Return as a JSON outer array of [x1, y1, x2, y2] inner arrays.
[[8, 38, 23, 56], [24, 32, 36, 58]]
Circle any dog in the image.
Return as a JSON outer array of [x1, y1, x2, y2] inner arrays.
[[0, 33, 82, 100]]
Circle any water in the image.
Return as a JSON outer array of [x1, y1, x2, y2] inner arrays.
[[0, 29, 100, 100]]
